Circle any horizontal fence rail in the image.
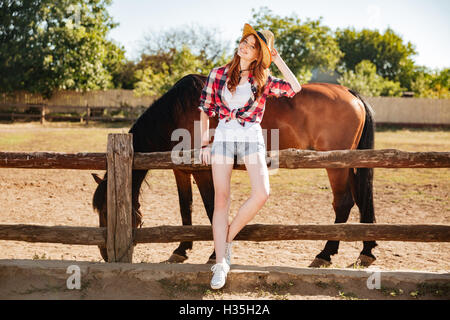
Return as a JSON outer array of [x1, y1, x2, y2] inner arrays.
[[0, 224, 449, 245], [1, 149, 449, 170], [0, 225, 106, 245]]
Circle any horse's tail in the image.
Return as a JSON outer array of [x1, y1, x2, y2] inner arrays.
[[348, 89, 376, 224]]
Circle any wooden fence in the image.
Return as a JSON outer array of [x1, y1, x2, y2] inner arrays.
[[1, 96, 450, 127], [0, 103, 146, 124], [0, 133, 449, 263]]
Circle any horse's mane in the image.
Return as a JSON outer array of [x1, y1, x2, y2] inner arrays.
[[129, 74, 207, 152]]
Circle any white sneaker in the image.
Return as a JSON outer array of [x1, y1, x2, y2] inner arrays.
[[210, 262, 230, 290], [225, 242, 233, 266]]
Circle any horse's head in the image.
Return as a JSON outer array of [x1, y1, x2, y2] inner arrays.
[[92, 172, 143, 262], [92, 173, 109, 261]]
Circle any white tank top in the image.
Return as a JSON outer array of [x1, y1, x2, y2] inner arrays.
[[214, 81, 264, 142]]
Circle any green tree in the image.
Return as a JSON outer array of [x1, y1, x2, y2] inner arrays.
[[335, 27, 417, 89], [249, 6, 343, 83], [139, 22, 230, 75], [112, 60, 138, 90], [338, 60, 404, 97], [0, 0, 125, 97], [411, 67, 449, 99], [134, 45, 205, 97], [133, 23, 231, 97]]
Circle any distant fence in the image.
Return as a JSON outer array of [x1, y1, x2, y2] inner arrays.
[[0, 90, 155, 108], [367, 97, 450, 126], [0, 104, 147, 124], [0, 133, 450, 263], [0, 90, 449, 126], [0, 90, 155, 124]]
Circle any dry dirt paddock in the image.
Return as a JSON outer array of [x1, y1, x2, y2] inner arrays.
[[0, 123, 449, 297]]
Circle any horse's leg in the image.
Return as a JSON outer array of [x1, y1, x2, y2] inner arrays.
[[348, 166, 377, 267], [192, 170, 216, 264], [309, 168, 355, 268], [165, 169, 194, 263], [131, 170, 148, 226]]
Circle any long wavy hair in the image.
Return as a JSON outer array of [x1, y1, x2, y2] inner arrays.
[[225, 34, 270, 100]]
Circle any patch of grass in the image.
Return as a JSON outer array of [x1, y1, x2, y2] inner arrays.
[[375, 129, 450, 151], [252, 281, 294, 300], [338, 291, 362, 300], [32, 253, 49, 260], [314, 280, 343, 291], [158, 278, 209, 299], [203, 288, 225, 299], [380, 286, 404, 297], [348, 263, 368, 270], [410, 282, 450, 298], [0, 123, 127, 152]]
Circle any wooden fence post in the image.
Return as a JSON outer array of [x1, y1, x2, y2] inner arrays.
[[106, 133, 134, 262], [85, 104, 90, 126], [40, 105, 47, 125]]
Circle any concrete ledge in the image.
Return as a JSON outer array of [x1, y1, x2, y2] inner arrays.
[[0, 259, 449, 299]]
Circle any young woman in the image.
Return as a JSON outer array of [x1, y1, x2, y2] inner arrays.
[[198, 23, 302, 290]]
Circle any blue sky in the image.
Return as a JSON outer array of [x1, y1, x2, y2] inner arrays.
[[107, 0, 449, 70]]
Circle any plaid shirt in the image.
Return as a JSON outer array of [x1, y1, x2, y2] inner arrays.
[[197, 65, 298, 127]]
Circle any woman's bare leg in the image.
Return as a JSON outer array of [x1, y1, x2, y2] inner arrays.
[[227, 150, 270, 242], [211, 152, 234, 264]]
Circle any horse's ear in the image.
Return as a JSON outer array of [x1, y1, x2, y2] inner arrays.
[[91, 173, 103, 185]]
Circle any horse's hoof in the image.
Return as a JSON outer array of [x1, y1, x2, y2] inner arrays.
[[347, 254, 376, 268], [309, 258, 332, 268], [163, 253, 188, 264], [206, 258, 216, 264], [98, 246, 108, 262]]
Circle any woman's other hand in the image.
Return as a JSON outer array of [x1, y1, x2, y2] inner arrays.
[[199, 145, 212, 165], [271, 47, 280, 62]]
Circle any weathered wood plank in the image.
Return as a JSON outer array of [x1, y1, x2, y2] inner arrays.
[[132, 148, 450, 169], [0, 152, 106, 170], [0, 224, 448, 244], [106, 133, 134, 263], [0, 225, 105, 245], [1, 149, 449, 170], [133, 224, 450, 243]]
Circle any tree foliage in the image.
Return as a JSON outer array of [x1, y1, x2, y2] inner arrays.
[[335, 27, 417, 90], [132, 23, 230, 96], [411, 67, 449, 99], [1, 3, 447, 99], [0, 0, 125, 97], [338, 60, 404, 97], [134, 45, 205, 97], [249, 6, 343, 83]]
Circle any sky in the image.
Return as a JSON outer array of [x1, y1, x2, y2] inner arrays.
[[107, 0, 450, 70]]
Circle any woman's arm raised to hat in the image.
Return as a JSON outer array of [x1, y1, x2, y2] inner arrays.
[[271, 48, 302, 93]]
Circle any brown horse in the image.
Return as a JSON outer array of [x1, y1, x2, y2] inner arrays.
[[92, 73, 376, 268]]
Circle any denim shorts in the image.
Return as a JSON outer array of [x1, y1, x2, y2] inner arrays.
[[211, 140, 266, 165]]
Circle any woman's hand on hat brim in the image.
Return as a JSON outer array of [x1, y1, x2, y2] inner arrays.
[[271, 47, 280, 63], [271, 47, 278, 56]]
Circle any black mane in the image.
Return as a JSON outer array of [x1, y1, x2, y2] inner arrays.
[[129, 74, 207, 152]]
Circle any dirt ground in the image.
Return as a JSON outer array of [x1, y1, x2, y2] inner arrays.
[[0, 167, 448, 270], [0, 123, 449, 299]]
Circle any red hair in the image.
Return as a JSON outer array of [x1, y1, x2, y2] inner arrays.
[[225, 34, 269, 100]]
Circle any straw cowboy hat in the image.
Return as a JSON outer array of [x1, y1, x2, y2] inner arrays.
[[242, 23, 275, 69]]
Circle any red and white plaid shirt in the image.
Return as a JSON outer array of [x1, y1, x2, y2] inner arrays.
[[198, 65, 298, 127]]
